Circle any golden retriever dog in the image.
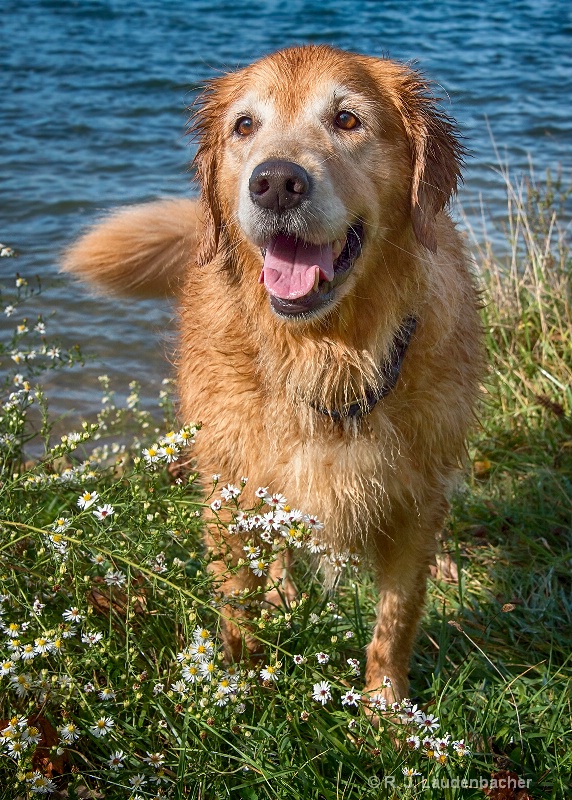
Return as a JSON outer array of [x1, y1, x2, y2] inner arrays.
[[63, 45, 483, 705]]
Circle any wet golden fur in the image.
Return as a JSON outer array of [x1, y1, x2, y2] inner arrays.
[[63, 46, 483, 702]]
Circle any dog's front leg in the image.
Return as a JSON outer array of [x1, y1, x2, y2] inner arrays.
[[204, 523, 267, 663], [364, 512, 442, 705]]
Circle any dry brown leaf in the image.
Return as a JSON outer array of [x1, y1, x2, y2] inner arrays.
[[429, 552, 459, 583], [482, 770, 534, 799]]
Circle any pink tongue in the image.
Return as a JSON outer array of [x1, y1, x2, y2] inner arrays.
[[260, 234, 334, 300]]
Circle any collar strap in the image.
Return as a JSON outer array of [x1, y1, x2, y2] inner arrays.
[[313, 315, 417, 421]]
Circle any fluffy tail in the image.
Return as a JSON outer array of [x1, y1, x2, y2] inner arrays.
[[61, 198, 202, 298]]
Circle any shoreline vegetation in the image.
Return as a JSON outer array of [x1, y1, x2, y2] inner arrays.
[[0, 168, 570, 799]]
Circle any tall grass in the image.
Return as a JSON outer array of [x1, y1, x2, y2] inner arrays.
[[0, 169, 570, 799]]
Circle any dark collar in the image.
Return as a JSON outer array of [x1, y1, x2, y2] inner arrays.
[[313, 315, 417, 422]]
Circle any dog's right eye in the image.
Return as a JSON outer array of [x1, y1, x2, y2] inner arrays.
[[234, 116, 254, 136]]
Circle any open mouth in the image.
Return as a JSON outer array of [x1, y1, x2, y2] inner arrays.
[[259, 222, 364, 318]]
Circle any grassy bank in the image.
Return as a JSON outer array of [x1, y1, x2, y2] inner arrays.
[[0, 170, 570, 799]]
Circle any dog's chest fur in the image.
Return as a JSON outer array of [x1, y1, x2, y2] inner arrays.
[[178, 291, 434, 552]]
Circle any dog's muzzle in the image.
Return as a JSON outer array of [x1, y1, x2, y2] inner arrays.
[[248, 160, 363, 319]]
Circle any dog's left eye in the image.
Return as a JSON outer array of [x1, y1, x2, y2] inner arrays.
[[334, 111, 361, 131], [234, 116, 255, 136]]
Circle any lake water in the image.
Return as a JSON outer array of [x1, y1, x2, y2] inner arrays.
[[1, 0, 571, 423]]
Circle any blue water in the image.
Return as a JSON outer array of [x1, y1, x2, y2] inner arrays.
[[1, 0, 571, 420]]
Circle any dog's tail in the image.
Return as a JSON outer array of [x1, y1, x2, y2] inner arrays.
[[61, 198, 202, 298]]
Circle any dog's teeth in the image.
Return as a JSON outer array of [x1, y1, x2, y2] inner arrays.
[[332, 240, 344, 260], [313, 268, 320, 292]]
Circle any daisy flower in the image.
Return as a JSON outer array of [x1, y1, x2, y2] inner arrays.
[[221, 484, 241, 501], [143, 751, 165, 768], [10, 672, 33, 698], [81, 631, 103, 646], [254, 486, 268, 498], [283, 527, 303, 548], [93, 504, 115, 521], [417, 712, 439, 733], [304, 514, 324, 532], [341, 687, 361, 707], [452, 739, 470, 757], [129, 774, 147, 788], [282, 507, 304, 524], [98, 687, 116, 701], [214, 690, 229, 706], [346, 658, 360, 675], [33, 637, 53, 655], [260, 664, 281, 682], [90, 716, 114, 738], [104, 568, 126, 587], [0, 659, 15, 675], [402, 767, 422, 777], [262, 511, 281, 531], [292, 654, 306, 666], [32, 598, 45, 615], [315, 652, 329, 665], [188, 639, 213, 662], [27, 771, 57, 793], [267, 492, 287, 509], [368, 694, 387, 712], [405, 734, 421, 750], [52, 517, 71, 533], [5, 621, 28, 637], [7, 740, 26, 760], [19, 643, 36, 661], [77, 490, 99, 509], [59, 722, 80, 742], [142, 445, 161, 465], [62, 607, 82, 623], [434, 734, 451, 751], [217, 676, 237, 695], [21, 724, 41, 745], [181, 663, 201, 684], [178, 427, 196, 445], [399, 703, 421, 723], [199, 661, 216, 682], [193, 626, 212, 642], [312, 680, 332, 705], [158, 443, 179, 463], [249, 558, 269, 577], [107, 750, 125, 770]]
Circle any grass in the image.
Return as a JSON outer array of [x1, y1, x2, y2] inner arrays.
[[0, 168, 571, 799]]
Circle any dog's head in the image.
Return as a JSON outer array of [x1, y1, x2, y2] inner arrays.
[[190, 46, 463, 322]]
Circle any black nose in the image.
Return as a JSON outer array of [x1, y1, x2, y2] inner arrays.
[[249, 160, 311, 212]]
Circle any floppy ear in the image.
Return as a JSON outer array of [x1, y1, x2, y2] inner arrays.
[[397, 71, 465, 252], [188, 81, 224, 266]]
